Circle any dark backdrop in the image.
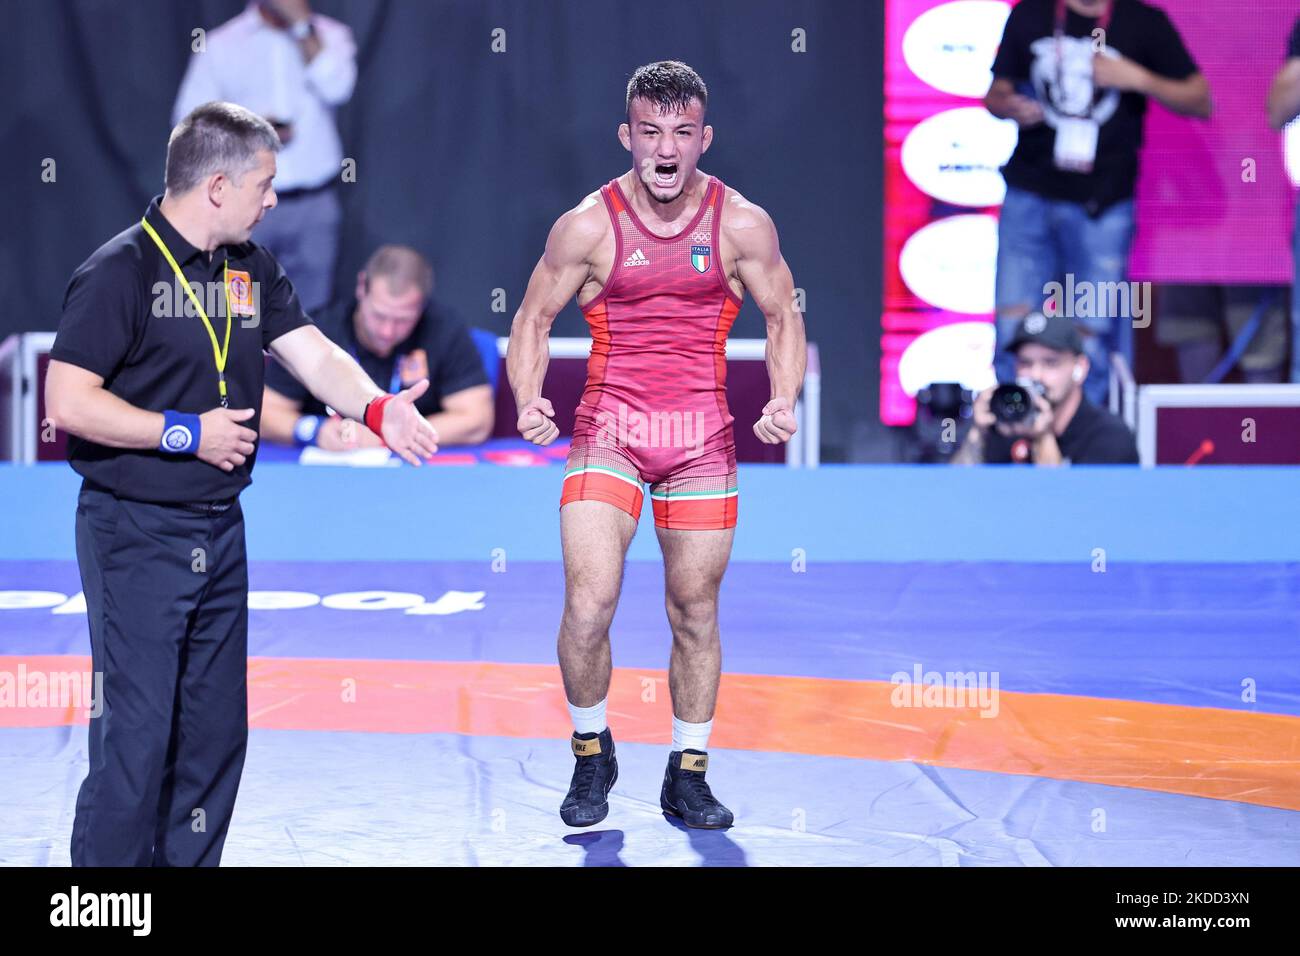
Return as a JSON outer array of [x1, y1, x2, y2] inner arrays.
[[0, 0, 882, 460]]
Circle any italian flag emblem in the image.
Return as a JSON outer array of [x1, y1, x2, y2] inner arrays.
[[690, 244, 711, 274]]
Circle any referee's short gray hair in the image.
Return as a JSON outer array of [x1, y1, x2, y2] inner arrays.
[[165, 101, 281, 195]]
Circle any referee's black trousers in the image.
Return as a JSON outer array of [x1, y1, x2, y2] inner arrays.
[[70, 482, 249, 866]]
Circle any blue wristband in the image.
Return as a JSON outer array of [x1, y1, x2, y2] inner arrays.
[[293, 415, 323, 447], [159, 410, 201, 455]]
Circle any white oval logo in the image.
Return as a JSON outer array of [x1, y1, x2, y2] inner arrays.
[[902, 0, 1012, 98], [901, 107, 1019, 207], [162, 424, 193, 451], [898, 321, 997, 396], [898, 214, 999, 314]]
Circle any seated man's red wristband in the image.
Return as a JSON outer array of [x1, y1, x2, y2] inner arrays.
[[363, 395, 394, 441]]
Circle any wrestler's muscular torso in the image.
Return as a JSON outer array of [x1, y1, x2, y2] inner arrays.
[[508, 166, 801, 454], [572, 169, 748, 308]]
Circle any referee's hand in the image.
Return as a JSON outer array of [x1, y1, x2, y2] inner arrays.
[[198, 407, 258, 473], [380, 379, 441, 466]]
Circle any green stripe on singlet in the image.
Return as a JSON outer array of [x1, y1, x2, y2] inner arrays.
[[649, 487, 739, 500], [563, 464, 642, 485]]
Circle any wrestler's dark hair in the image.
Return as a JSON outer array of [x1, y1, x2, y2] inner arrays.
[[625, 61, 708, 122]]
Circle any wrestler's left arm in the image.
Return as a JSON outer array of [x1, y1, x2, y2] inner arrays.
[[728, 196, 807, 444]]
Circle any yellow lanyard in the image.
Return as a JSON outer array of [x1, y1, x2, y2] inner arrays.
[[140, 217, 233, 406]]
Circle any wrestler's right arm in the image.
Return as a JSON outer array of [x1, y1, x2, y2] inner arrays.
[[506, 197, 607, 446]]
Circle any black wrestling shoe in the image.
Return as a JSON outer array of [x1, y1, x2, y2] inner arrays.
[[660, 750, 734, 829], [559, 728, 618, 827]]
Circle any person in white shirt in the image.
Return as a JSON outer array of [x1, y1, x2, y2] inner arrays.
[[173, 0, 356, 313]]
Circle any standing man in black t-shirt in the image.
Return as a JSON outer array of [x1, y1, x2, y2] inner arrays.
[[952, 312, 1139, 465], [985, 0, 1210, 402], [260, 245, 494, 449], [45, 102, 439, 866], [1267, 14, 1300, 384]]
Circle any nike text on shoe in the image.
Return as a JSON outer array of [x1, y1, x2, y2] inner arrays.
[[660, 749, 734, 829], [560, 727, 618, 827]]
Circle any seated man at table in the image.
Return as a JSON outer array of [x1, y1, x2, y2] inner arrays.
[[262, 245, 494, 449]]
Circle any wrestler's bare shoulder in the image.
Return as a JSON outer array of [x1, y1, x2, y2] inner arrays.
[[720, 185, 775, 239], [548, 190, 612, 263]]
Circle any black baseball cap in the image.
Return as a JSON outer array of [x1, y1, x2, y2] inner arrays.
[[1006, 312, 1084, 354]]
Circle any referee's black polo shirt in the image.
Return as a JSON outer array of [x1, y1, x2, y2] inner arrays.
[[50, 196, 313, 504]]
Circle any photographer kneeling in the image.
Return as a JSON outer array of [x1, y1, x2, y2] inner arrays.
[[953, 313, 1138, 466]]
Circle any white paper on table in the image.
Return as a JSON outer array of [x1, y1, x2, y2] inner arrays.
[[297, 446, 398, 467]]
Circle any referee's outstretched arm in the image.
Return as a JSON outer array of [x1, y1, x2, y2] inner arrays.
[[268, 323, 439, 466]]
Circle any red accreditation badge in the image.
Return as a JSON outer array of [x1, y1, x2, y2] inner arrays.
[[226, 269, 256, 316], [399, 348, 429, 386]]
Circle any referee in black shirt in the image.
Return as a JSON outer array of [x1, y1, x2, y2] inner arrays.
[[46, 101, 439, 866]]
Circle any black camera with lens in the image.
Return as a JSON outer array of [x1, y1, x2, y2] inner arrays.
[[990, 381, 1046, 426]]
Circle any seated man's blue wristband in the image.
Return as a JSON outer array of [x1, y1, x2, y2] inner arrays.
[[293, 414, 323, 447], [159, 410, 201, 455]]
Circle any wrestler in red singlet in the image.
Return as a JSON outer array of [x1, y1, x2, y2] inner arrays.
[[506, 61, 806, 831], [560, 173, 743, 531]]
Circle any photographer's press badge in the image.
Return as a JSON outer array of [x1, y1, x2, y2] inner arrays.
[[1053, 117, 1099, 173]]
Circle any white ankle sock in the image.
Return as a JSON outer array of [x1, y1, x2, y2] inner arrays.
[[568, 698, 608, 735], [672, 715, 713, 752]]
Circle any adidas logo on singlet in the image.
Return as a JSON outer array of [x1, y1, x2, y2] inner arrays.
[[623, 248, 650, 267]]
